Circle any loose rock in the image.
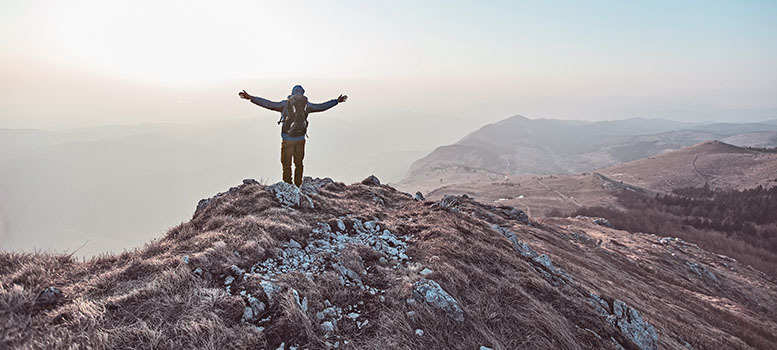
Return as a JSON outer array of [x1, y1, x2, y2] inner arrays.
[[267, 181, 314, 209], [361, 175, 381, 186], [35, 287, 63, 306], [413, 279, 464, 322]]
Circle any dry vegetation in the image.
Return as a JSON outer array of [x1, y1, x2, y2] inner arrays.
[[2, 178, 777, 349], [560, 186, 777, 277]]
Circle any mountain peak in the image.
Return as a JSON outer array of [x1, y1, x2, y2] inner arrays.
[[2, 175, 776, 349]]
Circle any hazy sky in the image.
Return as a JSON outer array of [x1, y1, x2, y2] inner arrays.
[[1, 0, 776, 128]]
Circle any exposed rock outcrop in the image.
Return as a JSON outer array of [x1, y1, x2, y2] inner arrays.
[[267, 181, 314, 209], [589, 293, 658, 350], [361, 175, 381, 186], [412, 279, 464, 322]]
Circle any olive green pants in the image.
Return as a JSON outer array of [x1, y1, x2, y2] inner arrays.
[[281, 139, 305, 186]]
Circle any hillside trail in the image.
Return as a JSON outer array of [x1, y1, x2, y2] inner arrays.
[[537, 177, 581, 207], [692, 155, 709, 184]]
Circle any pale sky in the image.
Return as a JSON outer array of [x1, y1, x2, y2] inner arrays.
[[1, 0, 776, 128]]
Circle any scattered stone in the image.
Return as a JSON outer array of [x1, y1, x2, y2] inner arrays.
[[230, 265, 245, 276], [192, 267, 203, 276], [413, 279, 464, 322], [224, 276, 235, 285], [503, 206, 530, 224], [592, 218, 613, 228], [419, 268, 433, 277], [589, 293, 658, 350], [415, 329, 424, 336], [532, 254, 571, 280], [438, 195, 460, 209], [242, 296, 266, 322], [36, 287, 63, 306], [415, 191, 425, 201], [261, 280, 279, 304], [182, 255, 190, 264], [275, 342, 285, 350], [267, 181, 314, 209], [288, 239, 302, 249], [320, 321, 335, 334], [480, 347, 494, 350], [292, 289, 308, 312], [361, 175, 381, 186], [686, 261, 718, 282], [300, 176, 334, 195], [492, 225, 538, 259], [407, 311, 416, 317]]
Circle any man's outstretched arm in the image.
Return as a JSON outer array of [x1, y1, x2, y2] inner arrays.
[[239, 90, 285, 112], [309, 94, 347, 113]]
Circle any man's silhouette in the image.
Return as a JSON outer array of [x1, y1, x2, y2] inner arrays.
[[239, 85, 347, 186]]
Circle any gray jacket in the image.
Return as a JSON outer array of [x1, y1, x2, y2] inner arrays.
[[250, 96, 338, 140]]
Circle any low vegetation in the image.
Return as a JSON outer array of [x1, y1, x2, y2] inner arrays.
[[558, 185, 777, 276]]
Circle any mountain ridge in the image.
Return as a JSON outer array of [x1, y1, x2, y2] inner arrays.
[[398, 116, 777, 194], [2, 175, 776, 349]]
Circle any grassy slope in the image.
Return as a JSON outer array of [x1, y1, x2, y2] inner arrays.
[[1, 180, 776, 349]]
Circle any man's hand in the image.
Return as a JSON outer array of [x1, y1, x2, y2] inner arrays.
[[239, 90, 252, 100], [337, 94, 348, 103]]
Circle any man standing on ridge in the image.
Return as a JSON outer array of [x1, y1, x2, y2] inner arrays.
[[239, 85, 347, 187]]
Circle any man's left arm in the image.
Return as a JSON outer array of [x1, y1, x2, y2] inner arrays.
[[309, 94, 347, 113]]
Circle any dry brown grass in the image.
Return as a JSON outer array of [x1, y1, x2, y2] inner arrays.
[[2, 179, 776, 349]]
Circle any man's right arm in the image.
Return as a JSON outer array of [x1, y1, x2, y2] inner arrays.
[[239, 90, 284, 112]]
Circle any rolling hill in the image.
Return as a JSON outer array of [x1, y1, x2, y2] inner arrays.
[[397, 116, 777, 195], [599, 141, 777, 192]]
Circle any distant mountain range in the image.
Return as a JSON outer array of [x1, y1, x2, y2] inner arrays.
[[398, 116, 777, 192]]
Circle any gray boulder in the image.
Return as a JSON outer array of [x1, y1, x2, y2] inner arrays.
[[415, 191, 425, 201], [505, 207, 530, 224], [412, 279, 464, 322], [36, 286, 63, 306], [361, 175, 381, 186], [301, 176, 334, 195], [267, 181, 314, 209], [593, 218, 613, 228], [589, 293, 658, 350], [438, 195, 460, 209]]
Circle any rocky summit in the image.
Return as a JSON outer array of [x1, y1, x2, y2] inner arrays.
[[2, 175, 777, 349]]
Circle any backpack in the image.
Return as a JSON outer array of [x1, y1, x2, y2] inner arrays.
[[280, 95, 309, 137]]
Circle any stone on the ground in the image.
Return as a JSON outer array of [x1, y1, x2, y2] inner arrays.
[[320, 321, 335, 334], [261, 280, 279, 304], [415, 191, 425, 201], [36, 287, 63, 306], [415, 329, 424, 336], [593, 218, 613, 228], [419, 268, 433, 277], [413, 279, 464, 322], [361, 175, 381, 186], [301, 176, 334, 195], [589, 293, 658, 350], [438, 195, 460, 209], [267, 181, 314, 209], [505, 207, 530, 224]]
